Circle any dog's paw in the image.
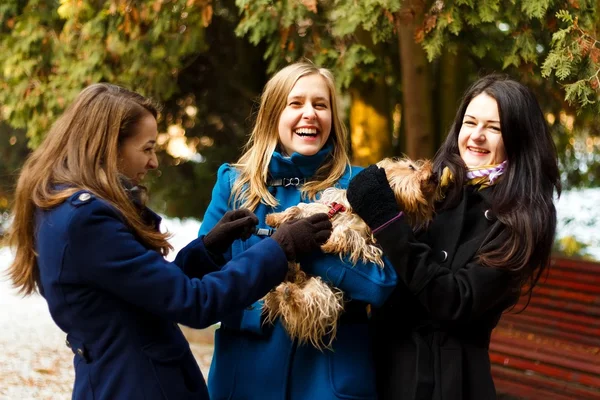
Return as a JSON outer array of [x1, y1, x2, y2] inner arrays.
[[265, 213, 280, 227]]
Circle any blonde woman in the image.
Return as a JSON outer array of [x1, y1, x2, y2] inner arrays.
[[199, 61, 397, 399], [7, 83, 331, 400]]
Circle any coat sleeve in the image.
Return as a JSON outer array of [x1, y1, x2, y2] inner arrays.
[[198, 163, 236, 263], [171, 237, 220, 278], [373, 217, 519, 322], [65, 200, 288, 330], [197, 163, 257, 331], [300, 254, 397, 307]]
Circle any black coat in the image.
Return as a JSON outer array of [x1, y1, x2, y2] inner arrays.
[[371, 186, 520, 400]]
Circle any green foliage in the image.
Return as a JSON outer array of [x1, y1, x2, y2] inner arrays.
[[477, 0, 500, 23], [143, 0, 270, 218], [0, 0, 268, 219], [0, 122, 30, 214], [232, 0, 600, 191], [0, 0, 209, 148], [542, 8, 600, 113], [2, 0, 600, 219], [234, 0, 399, 87], [564, 79, 597, 108], [521, 0, 550, 20]]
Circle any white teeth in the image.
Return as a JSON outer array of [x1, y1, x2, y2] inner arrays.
[[469, 147, 488, 154], [295, 128, 317, 135]]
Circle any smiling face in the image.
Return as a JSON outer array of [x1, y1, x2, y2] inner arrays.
[[118, 113, 159, 185], [277, 73, 332, 156], [458, 92, 507, 168]]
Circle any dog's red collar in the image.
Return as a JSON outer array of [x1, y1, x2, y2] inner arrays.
[[327, 202, 346, 219]]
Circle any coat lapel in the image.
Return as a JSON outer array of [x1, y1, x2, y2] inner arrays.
[[449, 188, 497, 271]]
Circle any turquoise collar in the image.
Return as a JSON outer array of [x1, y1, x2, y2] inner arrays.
[[268, 143, 333, 179]]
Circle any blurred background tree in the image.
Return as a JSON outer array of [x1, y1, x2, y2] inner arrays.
[[0, 0, 268, 218], [0, 0, 599, 230]]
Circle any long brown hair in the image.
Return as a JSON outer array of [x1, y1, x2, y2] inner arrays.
[[231, 61, 350, 210], [7, 83, 172, 295], [434, 75, 561, 295]]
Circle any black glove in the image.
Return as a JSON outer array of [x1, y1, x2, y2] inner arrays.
[[203, 209, 259, 254], [346, 165, 399, 230], [271, 213, 332, 261]]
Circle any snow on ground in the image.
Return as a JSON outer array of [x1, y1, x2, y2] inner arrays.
[[555, 188, 600, 260], [0, 191, 598, 399]]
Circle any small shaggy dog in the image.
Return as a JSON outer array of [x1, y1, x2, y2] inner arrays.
[[262, 157, 440, 349]]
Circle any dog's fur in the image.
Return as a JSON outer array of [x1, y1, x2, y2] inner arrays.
[[263, 157, 440, 349]]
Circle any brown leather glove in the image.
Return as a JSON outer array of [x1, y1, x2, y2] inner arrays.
[[203, 209, 259, 254], [271, 213, 332, 261]]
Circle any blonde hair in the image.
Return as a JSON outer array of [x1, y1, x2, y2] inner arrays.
[[7, 83, 172, 295], [232, 61, 350, 210]]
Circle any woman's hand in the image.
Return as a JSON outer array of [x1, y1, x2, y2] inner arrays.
[[202, 209, 259, 254], [271, 213, 332, 261], [347, 165, 400, 230]]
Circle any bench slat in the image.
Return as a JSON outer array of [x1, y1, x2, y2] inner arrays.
[[540, 277, 600, 294], [490, 340, 600, 376], [492, 257, 600, 398], [533, 286, 600, 304], [492, 365, 600, 400], [544, 268, 600, 286], [551, 257, 600, 273], [523, 294, 600, 317], [498, 319, 600, 348], [491, 328, 600, 366], [501, 313, 600, 340], [504, 305, 600, 327], [489, 352, 600, 388]]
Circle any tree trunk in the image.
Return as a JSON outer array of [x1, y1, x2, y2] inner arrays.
[[349, 80, 392, 166], [396, 3, 434, 159], [437, 49, 460, 147]]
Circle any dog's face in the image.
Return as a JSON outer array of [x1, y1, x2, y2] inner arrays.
[[376, 158, 440, 226]]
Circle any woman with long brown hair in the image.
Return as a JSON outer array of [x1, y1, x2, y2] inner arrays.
[[7, 83, 331, 400]]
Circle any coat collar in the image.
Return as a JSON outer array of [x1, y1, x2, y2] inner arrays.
[[268, 142, 333, 179]]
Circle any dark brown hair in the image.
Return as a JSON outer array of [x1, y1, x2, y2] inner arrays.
[[434, 74, 561, 294]]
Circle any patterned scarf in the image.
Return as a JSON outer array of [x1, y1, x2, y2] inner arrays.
[[440, 160, 507, 191], [466, 160, 507, 189]]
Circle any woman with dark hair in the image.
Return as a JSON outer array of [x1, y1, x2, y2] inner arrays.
[[346, 74, 561, 400], [7, 83, 332, 400]]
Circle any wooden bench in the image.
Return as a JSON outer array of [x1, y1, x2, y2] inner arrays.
[[490, 256, 600, 399]]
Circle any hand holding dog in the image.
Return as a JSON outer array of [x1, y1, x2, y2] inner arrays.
[[203, 209, 259, 254], [272, 213, 332, 261], [347, 165, 400, 230]]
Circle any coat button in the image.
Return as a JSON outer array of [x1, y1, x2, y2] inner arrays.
[[76, 348, 84, 357], [484, 209, 494, 221], [65, 338, 71, 348], [441, 250, 448, 262], [78, 193, 91, 202]]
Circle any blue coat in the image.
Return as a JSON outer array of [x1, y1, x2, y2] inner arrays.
[[35, 190, 288, 400], [199, 146, 398, 400]]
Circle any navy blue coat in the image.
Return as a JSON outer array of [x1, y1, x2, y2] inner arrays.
[[35, 190, 288, 400]]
